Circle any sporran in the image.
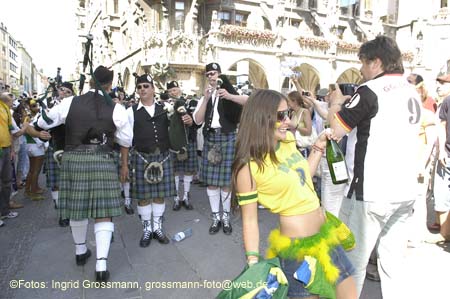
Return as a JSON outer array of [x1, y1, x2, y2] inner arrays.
[[176, 147, 188, 161], [207, 144, 222, 165]]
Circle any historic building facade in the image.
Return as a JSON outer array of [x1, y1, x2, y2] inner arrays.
[[75, 0, 450, 97]]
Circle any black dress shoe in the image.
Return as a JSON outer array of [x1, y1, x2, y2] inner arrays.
[[139, 230, 152, 247], [95, 270, 110, 282], [172, 200, 181, 211], [153, 229, 170, 244], [182, 200, 193, 210], [223, 221, 232, 235], [209, 219, 221, 234], [124, 204, 134, 215], [222, 213, 232, 235], [59, 218, 70, 227], [76, 249, 91, 266]]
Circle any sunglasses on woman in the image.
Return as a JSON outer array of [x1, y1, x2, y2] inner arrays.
[[276, 109, 291, 122]]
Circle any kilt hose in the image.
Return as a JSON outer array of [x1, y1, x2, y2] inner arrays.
[[131, 150, 176, 201], [201, 132, 236, 187], [173, 139, 198, 174], [58, 151, 122, 220], [45, 147, 59, 189]]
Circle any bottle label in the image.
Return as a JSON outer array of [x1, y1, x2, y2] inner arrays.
[[332, 161, 348, 181], [179, 232, 185, 239]]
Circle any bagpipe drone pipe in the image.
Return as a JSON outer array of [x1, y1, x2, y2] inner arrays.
[[217, 74, 242, 124]]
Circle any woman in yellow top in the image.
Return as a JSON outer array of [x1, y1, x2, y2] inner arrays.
[[232, 89, 356, 299]]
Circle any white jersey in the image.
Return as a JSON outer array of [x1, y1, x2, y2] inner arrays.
[[336, 73, 422, 203]]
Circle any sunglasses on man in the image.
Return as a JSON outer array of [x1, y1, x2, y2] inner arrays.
[[205, 71, 217, 78], [59, 87, 72, 95], [137, 84, 151, 90]]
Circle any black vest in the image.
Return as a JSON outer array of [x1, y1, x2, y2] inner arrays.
[[202, 97, 237, 136], [133, 102, 170, 153], [65, 92, 116, 150], [50, 125, 66, 151]]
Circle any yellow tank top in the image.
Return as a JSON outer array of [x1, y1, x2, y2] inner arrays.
[[237, 132, 320, 216]]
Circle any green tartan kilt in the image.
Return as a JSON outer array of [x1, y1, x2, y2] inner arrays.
[[130, 150, 176, 201], [45, 146, 60, 189], [173, 140, 198, 174], [201, 132, 236, 187], [58, 151, 122, 220]]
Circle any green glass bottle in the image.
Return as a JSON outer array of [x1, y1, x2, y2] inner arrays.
[[326, 138, 349, 184]]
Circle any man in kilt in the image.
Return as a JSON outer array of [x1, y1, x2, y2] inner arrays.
[[36, 66, 132, 282], [110, 90, 134, 215], [193, 63, 248, 235], [126, 74, 175, 247], [166, 81, 197, 211], [45, 81, 74, 227]]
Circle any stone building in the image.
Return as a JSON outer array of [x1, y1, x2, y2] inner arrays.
[[75, 0, 450, 97]]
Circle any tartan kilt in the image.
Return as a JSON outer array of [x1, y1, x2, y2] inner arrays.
[[112, 150, 121, 176], [173, 140, 198, 174], [45, 147, 60, 189], [58, 151, 122, 220], [201, 132, 236, 187], [131, 150, 176, 201]]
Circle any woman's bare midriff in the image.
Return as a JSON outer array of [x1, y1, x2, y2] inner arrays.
[[279, 207, 325, 238]]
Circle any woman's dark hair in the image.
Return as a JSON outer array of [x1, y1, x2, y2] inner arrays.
[[231, 89, 288, 210], [13, 102, 28, 125], [358, 35, 404, 74], [287, 91, 306, 108]]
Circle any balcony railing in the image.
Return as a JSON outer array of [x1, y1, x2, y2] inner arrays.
[[215, 25, 276, 49]]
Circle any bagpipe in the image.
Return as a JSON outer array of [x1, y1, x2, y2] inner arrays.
[[166, 96, 197, 161], [217, 74, 242, 124]]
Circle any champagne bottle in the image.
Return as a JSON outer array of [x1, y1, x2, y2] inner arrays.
[[326, 138, 349, 184]]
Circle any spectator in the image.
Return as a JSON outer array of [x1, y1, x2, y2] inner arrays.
[[328, 36, 423, 298], [0, 92, 19, 227], [428, 74, 450, 242]]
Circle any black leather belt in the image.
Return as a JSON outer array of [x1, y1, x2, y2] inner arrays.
[[136, 147, 163, 155], [208, 128, 223, 134], [66, 144, 113, 153]]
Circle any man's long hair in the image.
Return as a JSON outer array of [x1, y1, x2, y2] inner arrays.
[[358, 35, 404, 74]]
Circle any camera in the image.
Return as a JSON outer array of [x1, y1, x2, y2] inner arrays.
[[301, 91, 311, 96], [329, 83, 358, 96]]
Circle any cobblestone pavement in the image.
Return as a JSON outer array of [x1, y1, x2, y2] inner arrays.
[[1, 175, 449, 299]]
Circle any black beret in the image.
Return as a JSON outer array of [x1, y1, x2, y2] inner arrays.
[[61, 82, 74, 94], [205, 63, 221, 73], [93, 66, 114, 84], [166, 81, 179, 89], [136, 74, 154, 85]]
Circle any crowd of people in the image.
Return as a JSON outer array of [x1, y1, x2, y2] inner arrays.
[[0, 35, 449, 298]]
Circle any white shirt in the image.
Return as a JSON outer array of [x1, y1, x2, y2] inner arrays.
[[193, 90, 221, 128], [125, 99, 157, 126], [37, 90, 133, 148]]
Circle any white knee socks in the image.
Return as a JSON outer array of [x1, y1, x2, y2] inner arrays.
[[207, 188, 221, 213], [70, 219, 88, 255], [94, 222, 114, 272], [137, 204, 152, 222], [183, 175, 193, 197], [52, 191, 59, 207], [152, 202, 165, 231], [175, 175, 180, 192], [122, 182, 131, 204], [221, 189, 231, 213]]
